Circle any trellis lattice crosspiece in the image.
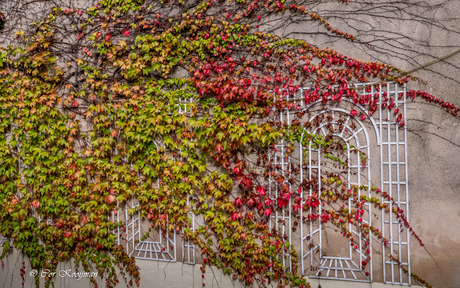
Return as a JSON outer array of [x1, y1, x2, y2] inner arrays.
[[268, 82, 410, 285]]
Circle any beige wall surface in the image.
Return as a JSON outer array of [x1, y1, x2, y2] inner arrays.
[[0, 247, 434, 288], [1, 0, 460, 288], [279, 1, 460, 287]]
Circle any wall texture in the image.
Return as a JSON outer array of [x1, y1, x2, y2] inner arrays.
[[0, 247, 421, 288], [0, 0, 459, 288]]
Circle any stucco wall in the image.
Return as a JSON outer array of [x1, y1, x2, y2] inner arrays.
[[0, 247, 430, 288], [260, 1, 460, 286], [1, 0, 460, 288]]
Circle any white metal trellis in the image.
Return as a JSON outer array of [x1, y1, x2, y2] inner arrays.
[[377, 83, 411, 285], [181, 195, 196, 265], [110, 137, 177, 262], [300, 108, 373, 282], [126, 138, 177, 261], [109, 94, 198, 264], [118, 95, 199, 263], [124, 187, 177, 262], [1, 126, 24, 249], [1, 129, 13, 248], [268, 91, 297, 271], [268, 142, 293, 271], [177, 95, 197, 265], [177, 96, 195, 115], [5, 125, 55, 248], [109, 202, 120, 246], [273, 83, 410, 284]]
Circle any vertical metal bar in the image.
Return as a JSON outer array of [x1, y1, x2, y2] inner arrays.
[[395, 83, 403, 284], [369, 84, 375, 282], [356, 128, 361, 271], [300, 141, 304, 275], [287, 128, 292, 271], [318, 136, 322, 262], [404, 83, 411, 286], [387, 83, 395, 284], [379, 83, 386, 283], [278, 146, 282, 266], [173, 230, 176, 262], [347, 135, 352, 261], [126, 196, 129, 254], [117, 200, 120, 245], [309, 140, 313, 267], [367, 140, 373, 282], [299, 86, 306, 273]]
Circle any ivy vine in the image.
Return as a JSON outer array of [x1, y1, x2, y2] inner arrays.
[[0, 0, 457, 288]]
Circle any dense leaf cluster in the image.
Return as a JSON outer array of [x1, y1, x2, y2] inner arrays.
[[0, 0, 455, 287]]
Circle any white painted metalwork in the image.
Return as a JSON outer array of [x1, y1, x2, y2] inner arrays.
[[123, 185, 176, 261], [110, 134, 177, 261], [273, 83, 410, 284], [116, 94, 198, 263], [177, 96, 195, 115], [1, 125, 24, 249], [1, 128, 13, 248], [268, 142, 293, 271], [0, 83, 410, 280], [177, 95, 197, 265], [268, 90, 296, 272], [299, 108, 372, 282], [108, 140, 121, 247], [376, 83, 411, 285], [108, 93, 197, 264], [0, 234, 8, 246], [181, 195, 196, 265], [109, 202, 120, 246]]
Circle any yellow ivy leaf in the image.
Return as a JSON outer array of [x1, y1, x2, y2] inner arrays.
[[119, 39, 127, 47], [15, 30, 25, 37]]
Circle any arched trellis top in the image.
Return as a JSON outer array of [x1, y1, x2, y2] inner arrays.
[[277, 83, 386, 145], [300, 107, 373, 148], [301, 98, 380, 145]]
